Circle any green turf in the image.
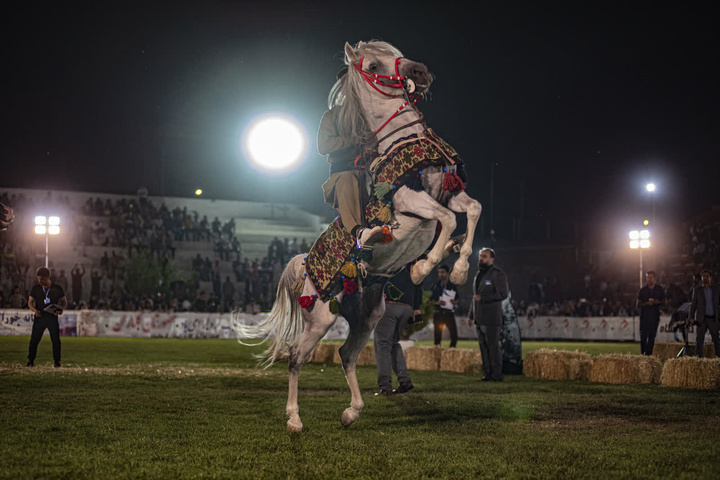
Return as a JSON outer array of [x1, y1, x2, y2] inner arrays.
[[1, 336, 718, 479]]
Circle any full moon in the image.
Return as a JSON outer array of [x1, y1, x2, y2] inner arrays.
[[244, 115, 307, 172]]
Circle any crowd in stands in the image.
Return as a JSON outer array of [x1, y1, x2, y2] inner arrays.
[[0, 190, 312, 314], [2, 190, 719, 318]]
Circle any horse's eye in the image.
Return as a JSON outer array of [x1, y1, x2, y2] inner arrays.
[[368, 63, 378, 72]]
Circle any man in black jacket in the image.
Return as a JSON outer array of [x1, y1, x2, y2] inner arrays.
[[467, 248, 509, 381], [689, 269, 720, 357]]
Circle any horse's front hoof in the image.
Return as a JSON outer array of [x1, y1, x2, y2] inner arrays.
[[341, 407, 360, 427], [287, 418, 303, 433]]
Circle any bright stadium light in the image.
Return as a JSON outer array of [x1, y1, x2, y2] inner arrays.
[[645, 183, 656, 193], [34, 215, 61, 267], [629, 229, 650, 288], [243, 115, 307, 172]]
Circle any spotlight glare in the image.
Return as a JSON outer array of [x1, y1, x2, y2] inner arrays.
[[244, 115, 306, 172]]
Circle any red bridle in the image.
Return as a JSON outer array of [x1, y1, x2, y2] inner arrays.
[[353, 56, 423, 136]]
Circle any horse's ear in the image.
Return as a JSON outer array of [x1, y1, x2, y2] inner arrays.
[[344, 42, 359, 64]]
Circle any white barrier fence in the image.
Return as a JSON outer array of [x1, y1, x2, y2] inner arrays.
[[0, 309, 347, 340], [1, 310, 701, 343]]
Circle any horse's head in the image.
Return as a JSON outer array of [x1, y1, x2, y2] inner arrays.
[[344, 41, 433, 98]]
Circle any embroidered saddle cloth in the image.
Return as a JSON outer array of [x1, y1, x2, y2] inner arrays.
[[305, 128, 463, 301]]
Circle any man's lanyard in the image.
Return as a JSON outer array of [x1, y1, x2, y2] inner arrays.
[[42, 286, 51, 304]]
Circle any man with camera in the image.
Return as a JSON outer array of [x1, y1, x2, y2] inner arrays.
[[689, 269, 720, 358]]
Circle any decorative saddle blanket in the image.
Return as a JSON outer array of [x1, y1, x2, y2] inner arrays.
[[305, 128, 465, 302]]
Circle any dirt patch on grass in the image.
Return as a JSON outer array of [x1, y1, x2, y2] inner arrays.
[[0, 363, 285, 378]]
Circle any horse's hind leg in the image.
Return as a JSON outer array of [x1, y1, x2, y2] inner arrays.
[[286, 296, 338, 432], [447, 192, 482, 285], [338, 287, 385, 427]]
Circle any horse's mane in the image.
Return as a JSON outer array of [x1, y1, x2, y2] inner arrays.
[[328, 40, 404, 147]]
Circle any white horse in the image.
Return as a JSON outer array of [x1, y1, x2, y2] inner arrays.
[[234, 40, 482, 432]]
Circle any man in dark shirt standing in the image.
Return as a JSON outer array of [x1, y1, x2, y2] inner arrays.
[[637, 271, 666, 355], [27, 267, 68, 367], [373, 266, 421, 396]]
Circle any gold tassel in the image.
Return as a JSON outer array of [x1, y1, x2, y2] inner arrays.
[[329, 297, 339, 314], [340, 262, 357, 278], [377, 204, 392, 223]]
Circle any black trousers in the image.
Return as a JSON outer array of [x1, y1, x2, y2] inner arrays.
[[639, 318, 660, 355], [696, 315, 720, 358], [433, 310, 457, 348], [477, 324, 503, 381], [28, 316, 61, 364]]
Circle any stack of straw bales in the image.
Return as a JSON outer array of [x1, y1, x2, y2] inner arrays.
[[660, 357, 720, 389], [439, 348, 483, 374], [589, 354, 662, 384], [524, 349, 591, 380], [310, 343, 339, 364], [654, 343, 715, 360], [652, 342, 687, 360], [405, 346, 443, 371], [332, 344, 376, 366]]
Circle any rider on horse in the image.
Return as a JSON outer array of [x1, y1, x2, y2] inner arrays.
[[318, 69, 384, 250]]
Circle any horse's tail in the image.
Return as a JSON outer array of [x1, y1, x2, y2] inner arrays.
[[231, 254, 306, 368]]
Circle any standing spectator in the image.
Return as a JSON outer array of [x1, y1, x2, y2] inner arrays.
[[90, 269, 103, 300], [689, 269, 720, 358], [8, 286, 26, 309], [70, 264, 86, 307], [431, 265, 459, 348], [373, 266, 419, 396], [56, 269, 69, 295], [26, 267, 67, 368], [468, 248, 509, 382], [637, 271, 666, 355], [222, 276, 235, 312]]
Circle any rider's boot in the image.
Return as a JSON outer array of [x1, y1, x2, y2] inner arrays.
[[356, 226, 384, 249]]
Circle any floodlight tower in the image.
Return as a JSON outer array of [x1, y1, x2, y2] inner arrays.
[[34, 216, 60, 268], [629, 229, 650, 289]]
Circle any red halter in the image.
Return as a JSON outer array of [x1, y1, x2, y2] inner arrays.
[[353, 56, 422, 136]]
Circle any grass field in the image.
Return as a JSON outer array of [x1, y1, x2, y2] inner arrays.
[[1, 336, 718, 479]]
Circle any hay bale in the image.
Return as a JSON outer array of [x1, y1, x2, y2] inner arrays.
[[589, 354, 662, 385], [653, 342, 687, 360], [523, 349, 591, 380], [439, 348, 483, 374], [654, 342, 715, 360], [661, 357, 720, 389], [310, 343, 339, 364], [332, 344, 376, 366], [405, 346, 443, 371]]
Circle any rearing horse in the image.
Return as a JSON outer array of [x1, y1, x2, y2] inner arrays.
[[234, 40, 481, 432]]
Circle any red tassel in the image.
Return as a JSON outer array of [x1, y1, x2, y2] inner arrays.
[[343, 277, 359, 294], [298, 295, 317, 309], [442, 172, 466, 192], [380, 224, 394, 243]]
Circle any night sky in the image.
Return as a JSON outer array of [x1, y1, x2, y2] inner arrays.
[[2, 1, 718, 241]]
